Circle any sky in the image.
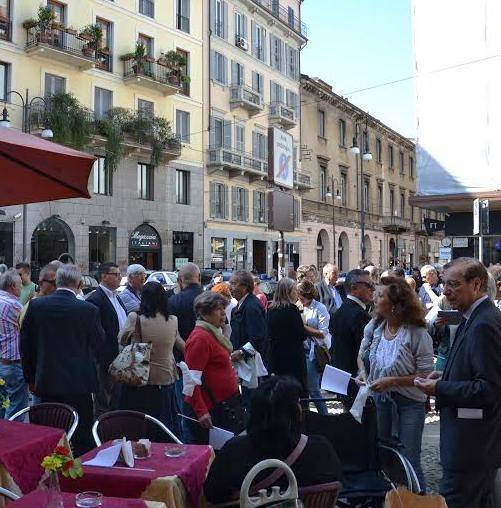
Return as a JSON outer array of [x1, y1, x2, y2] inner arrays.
[[301, 0, 416, 139]]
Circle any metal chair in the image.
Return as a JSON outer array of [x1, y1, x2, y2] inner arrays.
[[9, 403, 79, 441], [0, 486, 20, 501], [92, 410, 182, 446], [298, 481, 343, 508], [378, 443, 421, 494]]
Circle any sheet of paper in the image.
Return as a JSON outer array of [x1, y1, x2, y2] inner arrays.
[[209, 426, 234, 450], [83, 443, 121, 467], [321, 365, 351, 395], [350, 385, 370, 423]]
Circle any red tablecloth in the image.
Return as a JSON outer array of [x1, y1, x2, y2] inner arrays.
[[8, 490, 148, 507], [0, 419, 64, 494], [61, 443, 212, 508]]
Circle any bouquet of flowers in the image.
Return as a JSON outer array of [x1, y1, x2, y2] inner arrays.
[[41, 445, 83, 479], [0, 377, 8, 411]]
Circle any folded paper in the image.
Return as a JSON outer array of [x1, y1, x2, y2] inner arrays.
[[177, 361, 202, 396]]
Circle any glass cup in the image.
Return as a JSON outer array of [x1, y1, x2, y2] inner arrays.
[[164, 445, 187, 458], [75, 491, 103, 507]]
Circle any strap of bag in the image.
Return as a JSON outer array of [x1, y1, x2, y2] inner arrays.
[[131, 312, 142, 343], [251, 434, 308, 493], [201, 374, 218, 405]]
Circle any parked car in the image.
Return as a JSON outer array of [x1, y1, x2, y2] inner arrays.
[[201, 269, 234, 290], [146, 271, 178, 291], [81, 275, 99, 295]]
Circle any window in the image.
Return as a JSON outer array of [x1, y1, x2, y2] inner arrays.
[[288, 6, 295, 27], [137, 163, 154, 200], [210, 182, 228, 219], [231, 61, 244, 85], [270, 81, 284, 104], [253, 190, 266, 223], [44, 73, 65, 97], [0, 61, 7, 101], [211, 51, 227, 84], [252, 71, 263, 95], [252, 22, 266, 61], [48, 0, 65, 24], [176, 110, 190, 143], [319, 165, 327, 202], [0, 0, 11, 40], [389, 188, 395, 216], [338, 119, 346, 146], [318, 110, 326, 138], [88, 226, 116, 274], [176, 0, 190, 33], [210, 117, 223, 148], [139, 0, 154, 18], [388, 145, 394, 169], [234, 11, 247, 40], [235, 123, 245, 152], [138, 33, 154, 57], [363, 179, 370, 211], [232, 187, 248, 222], [96, 18, 113, 71], [410, 194, 415, 222], [409, 156, 414, 178], [400, 191, 405, 217], [286, 45, 298, 80], [377, 185, 383, 215], [363, 131, 369, 153], [252, 131, 267, 160], [340, 170, 347, 206], [286, 90, 298, 113], [272, 0, 279, 15], [177, 49, 190, 97], [375, 138, 382, 163], [138, 98, 154, 119], [176, 169, 189, 204], [270, 35, 283, 71], [399, 151, 405, 174], [94, 87, 112, 119], [92, 157, 112, 196], [213, 0, 227, 39]]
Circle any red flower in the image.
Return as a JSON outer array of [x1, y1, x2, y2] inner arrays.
[[55, 446, 69, 457], [63, 459, 74, 471]]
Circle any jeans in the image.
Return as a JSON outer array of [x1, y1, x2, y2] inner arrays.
[[373, 392, 426, 492], [0, 362, 29, 420], [306, 357, 328, 415]]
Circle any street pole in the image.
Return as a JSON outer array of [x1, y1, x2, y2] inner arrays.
[[331, 175, 336, 265], [278, 231, 285, 280], [359, 128, 366, 263]]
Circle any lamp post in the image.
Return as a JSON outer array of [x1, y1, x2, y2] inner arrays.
[[350, 117, 372, 263], [0, 89, 54, 261], [325, 176, 341, 265]]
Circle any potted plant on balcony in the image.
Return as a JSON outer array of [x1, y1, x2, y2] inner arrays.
[[22, 18, 37, 29], [65, 25, 77, 36], [79, 23, 103, 57], [130, 41, 147, 75], [27, 5, 55, 42], [0, 6, 8, 22], [161, 50, 186, 85]]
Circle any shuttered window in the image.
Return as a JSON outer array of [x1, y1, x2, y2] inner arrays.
[[94, 87, 113, 120]]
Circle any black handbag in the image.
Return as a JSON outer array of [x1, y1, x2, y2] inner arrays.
[[314, 344, 331, 373], [202, 378, 247, 434]]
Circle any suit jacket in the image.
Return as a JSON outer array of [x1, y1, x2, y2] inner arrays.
[[315, 280, 346, 333], [230, 293, 267, 359], [168, 283, 203, 341], [86, 286, 127, 367], [330, 298, 371, 376], [20, 290, 105, 395], [436, 298, 501, 471]]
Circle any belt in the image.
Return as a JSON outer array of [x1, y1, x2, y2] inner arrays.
[[0, 358, 21, 364]]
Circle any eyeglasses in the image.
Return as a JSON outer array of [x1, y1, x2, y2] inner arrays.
[[357, 281, 376, 291], [41, 279, 56, 285], [105, 271, 121, 277]]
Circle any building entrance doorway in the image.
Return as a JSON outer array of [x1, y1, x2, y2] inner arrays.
[[253, 240, 267, 273]]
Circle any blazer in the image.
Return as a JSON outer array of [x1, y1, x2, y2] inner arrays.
[[86, 286, 127, 367], [230, 293, 267, 359], [436, 298, 501, 471], [168, 283, 203, 341], [315, 280, 346, 332], [330, 298, 371, 376], [20, 290, 105, 395]]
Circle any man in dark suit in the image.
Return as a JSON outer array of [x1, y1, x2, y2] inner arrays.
[[21, 264, 104, 456], [315, 263, 346, 335], [415, 258, 501, 508], [330, 269, 374, 376], [86, 261, 127, 415]]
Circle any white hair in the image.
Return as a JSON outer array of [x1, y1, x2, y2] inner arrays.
[[0, 269, 21, 291], [127, 264, 145, 278], [56, 264, 82, 289], [420, 264, 436, 277], [322, 263, 338, 277]]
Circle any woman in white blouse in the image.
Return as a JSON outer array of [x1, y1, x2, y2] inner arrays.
[[297, 280, 331, 415]]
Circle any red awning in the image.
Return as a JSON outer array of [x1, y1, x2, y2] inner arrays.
[[0, 127, 96, 206]]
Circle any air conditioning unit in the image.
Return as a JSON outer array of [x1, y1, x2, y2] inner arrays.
[[236, 37, 248, 51]]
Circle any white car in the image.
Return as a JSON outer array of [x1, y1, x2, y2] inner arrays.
[[146, 271, 178, 290]]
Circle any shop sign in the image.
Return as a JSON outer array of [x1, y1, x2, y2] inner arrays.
[[211, 255, 224, 263], [439, 247, 452, 260], [175, 257, 189, 270], [129, 224, 160, 250], [452, 237, 468, 248]]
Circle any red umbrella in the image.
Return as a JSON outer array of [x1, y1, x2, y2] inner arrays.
[[0, 127, 96, 206]]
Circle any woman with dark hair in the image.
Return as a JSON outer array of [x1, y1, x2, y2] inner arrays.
[[204, 376, 342, 504], [355, 277, 434, 492], [118, 281, 184, 435]]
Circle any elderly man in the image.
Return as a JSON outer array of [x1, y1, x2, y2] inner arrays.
[[21, 264, 104, 455], [488, 264, 501, 310], [415, 258, 501, 508], [418, 264, 443, 309], [0, 269, 28, 418], [315, 264, 345, 336], [120, 264, 146, 314]]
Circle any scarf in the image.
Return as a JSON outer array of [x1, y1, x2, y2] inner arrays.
[[196, 320, 233, 353]]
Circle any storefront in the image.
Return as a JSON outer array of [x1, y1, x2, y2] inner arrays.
[[89, 226, 117, 276], [0, 222, 13, 267], [231, 239, 247, 270], [129, 224, 162, 270], [210, 237, 226, 269], [172, 231, 193, 270]]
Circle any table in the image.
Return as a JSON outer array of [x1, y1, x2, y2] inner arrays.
[[61, 443, 214, 508], [8, 490, 167, 507], [0, 419, 65, 502]]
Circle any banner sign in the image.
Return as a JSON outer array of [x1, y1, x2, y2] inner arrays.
[[423, 218, 445, 236], [129, 224, 160, 250], [268, 127, 294, 189]]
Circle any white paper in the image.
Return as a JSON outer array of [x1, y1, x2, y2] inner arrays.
[[83, 443, 121, 467], [321, 365, 351, 395], [121, 437, 134, 468], [350, 385, 370, 424], [177, 361, 202, 396], [235, 343, 268, 389], [209, 426, 234, 450]]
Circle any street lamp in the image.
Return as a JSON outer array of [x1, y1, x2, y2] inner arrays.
[[325, 176, 342, 265], [350, 117, 372, 262], [1, 89, 54, 261]]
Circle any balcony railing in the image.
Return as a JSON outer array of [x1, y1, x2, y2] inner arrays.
[[230, 85, 263, 112], [251, 0, 307, 37], [176, 14, 190, 33], [380, 215, 412, 231], [293, 171, 312, 188], [123, 58, 182, 95], [208, 147, 268, 175], [269, 102, 297, 129], [0, 18, 11, 41], [302, 199, 382, 228]]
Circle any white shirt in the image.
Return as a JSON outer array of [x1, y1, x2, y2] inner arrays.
[[304, 299, 332, 361], [347, 294, 366, 310], [99, 284, 127, 331], [325, 279, 343, 308], [463, 294, 489, 322]]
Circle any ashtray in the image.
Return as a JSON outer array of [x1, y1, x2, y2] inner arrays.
[[75, 491, 103, 507], [165, 445, 186, 457]]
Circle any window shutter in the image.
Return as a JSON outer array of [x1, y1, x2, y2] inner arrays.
[[243, 189, 248, 222], [280, 39, 285, 73], [262, 28, 267, 63], [284, 44, 290, 77], [231, 61, 237, 85], [278, 84, 284, 103], [222, 1, 228, 39], [251, 21, 256, 57], [185, 112, 190, 142], [209, 116, 216, 148], [224, 185, 229, 218], [222, 55, 228, 84], [270, 35, 274, 67], [210, 181, 216, 217], [253, 191, 258, 223], [242, 14, 247, 39], [223, 120, 232, 149], [231, 187, 237, 220], [210, 50, 216, 81], [252, 131, 258, 157]]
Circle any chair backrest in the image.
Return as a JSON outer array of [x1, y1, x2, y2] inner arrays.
[[92, 410, 182, 446], [0, 486, 20, 501], [240, 459, 299, 508], [8, 403, 79, 441], [298, 481, 343, 508], [378, 443, 421, 494]]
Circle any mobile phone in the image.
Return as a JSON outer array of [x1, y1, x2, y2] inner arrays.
[[437, 310, 462, 325]]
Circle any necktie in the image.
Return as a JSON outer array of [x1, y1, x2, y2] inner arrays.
[[454, 317, 467, 341]]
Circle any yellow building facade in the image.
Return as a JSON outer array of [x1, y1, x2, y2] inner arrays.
[[0, 0, 204, 275]]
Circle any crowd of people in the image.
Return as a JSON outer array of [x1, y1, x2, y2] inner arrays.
[[0, 256, 500, 507]]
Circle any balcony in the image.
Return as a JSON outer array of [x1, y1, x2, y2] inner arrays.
[[123, 58, 181, 96], [380, 215, 411, 233], [207, 147, 268, 177], [269, 102, 297, 130], [25, 27, 108, 70], [248, 0, 307, 38], [229, 85, 264, 114], [293, 171, 313, 189]]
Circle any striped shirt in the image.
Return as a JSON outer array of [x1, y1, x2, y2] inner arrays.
[[0, 289, 22, 360]]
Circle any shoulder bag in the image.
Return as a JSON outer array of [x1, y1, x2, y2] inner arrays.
[[109, 314, 152, 387], [314, 343, 331, 373]]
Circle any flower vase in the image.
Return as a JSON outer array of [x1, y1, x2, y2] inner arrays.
[[47, 471, 64, 508]]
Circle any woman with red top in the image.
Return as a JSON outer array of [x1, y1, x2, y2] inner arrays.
[[252, 276, 268, 311], [184, 291, 240, 444]]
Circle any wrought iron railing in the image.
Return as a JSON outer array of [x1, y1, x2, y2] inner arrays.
[[293, 171, 312, 187], [251, 0, 307, 37], [123, 58, 181, 88], [230, 85, 263, 108], [380, 215, 412, 230], [208, 147, 268, 174], [269, 102, 297, 123]]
